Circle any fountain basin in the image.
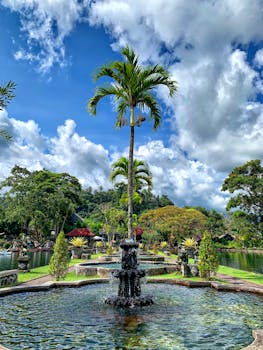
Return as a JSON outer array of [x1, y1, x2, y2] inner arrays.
[[76, 262, 178, 277], [0, 283, 262, 349]]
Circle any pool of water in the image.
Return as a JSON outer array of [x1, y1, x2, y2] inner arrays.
[[0, 284, 263, 349], [86, 262, 171, 269], [0, 251, 52, 271], [218, 251, 263, 274]]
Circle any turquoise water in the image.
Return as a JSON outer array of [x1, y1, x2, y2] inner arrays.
[[0, 251, 52, 271], [86, 262, 169, 269], [218, 251, 263, 274], [0, 283, 263, 349]]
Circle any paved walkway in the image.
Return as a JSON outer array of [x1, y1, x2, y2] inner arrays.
[[215, 272, 263, 293]]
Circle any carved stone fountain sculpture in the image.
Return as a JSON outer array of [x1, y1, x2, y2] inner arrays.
[[105, 240, 153, 307]]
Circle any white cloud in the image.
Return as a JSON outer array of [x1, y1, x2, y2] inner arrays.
[[113, 140, 229, 210], [0, 111, 228, 210], [88, 0, 263, 172], [1, 0, 86, 73], [254, 48, 263, 66], [0, 111, 111, 189], [2, 0, 263, 210]]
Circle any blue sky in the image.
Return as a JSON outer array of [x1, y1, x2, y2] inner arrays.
[[1, 0, 263, 211]]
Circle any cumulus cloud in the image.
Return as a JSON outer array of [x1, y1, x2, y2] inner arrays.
[[88, 0, 263, 172], [1, 0, 87, 73], [0, 111, 111, 189], [0, 111, 229, 210], [2, 0, 263, 210], [134, 140, 228, 210], [254, 48, 263, 66]]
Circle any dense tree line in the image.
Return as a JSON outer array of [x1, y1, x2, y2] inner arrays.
[[0, 158, 262, 249], [0, 165, 174, 241]]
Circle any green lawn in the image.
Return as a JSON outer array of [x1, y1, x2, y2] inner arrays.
[[148, 272, 203, 281], [18, 259, 83, 283], [17, 256, 263, 286]]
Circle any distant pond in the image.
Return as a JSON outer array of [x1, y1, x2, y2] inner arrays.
[[218, 250, 263, 274], [0, 251, 52, 272]]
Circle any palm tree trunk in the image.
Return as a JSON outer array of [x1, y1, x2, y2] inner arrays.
[[128, 110, 135, 239]]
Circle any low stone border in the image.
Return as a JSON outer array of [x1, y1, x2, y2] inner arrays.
[[0, 278, 108, 297], [149, 278, 263, 295], [0, 270, 17, 287], [75, 262, 178, 277], [242, 330, 263, 349], [0, 344, 10, 350]]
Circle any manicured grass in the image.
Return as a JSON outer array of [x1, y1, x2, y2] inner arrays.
[[17, 256, 263, 287], [90, 253, 106, 259], [18, 259, 84, 283], [148, 272, 203, 281], [218, 265, 263, 285], [18, 265, 50, 283]]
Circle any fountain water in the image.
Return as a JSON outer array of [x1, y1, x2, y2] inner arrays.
[[105, 240, 153, 307]]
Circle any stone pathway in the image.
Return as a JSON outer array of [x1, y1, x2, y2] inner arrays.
[[215, 272, 263, 295]]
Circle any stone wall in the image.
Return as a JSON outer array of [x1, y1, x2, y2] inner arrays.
[[0, 270, 18, 287]]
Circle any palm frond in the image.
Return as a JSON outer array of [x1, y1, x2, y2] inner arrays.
[[0, 129, 12, 141], [0, 81, 16, 110], [138, 93, 161, 129], [116, 99, 129, 128], [87, 85, 123, 115], [121, 45, 138, 67]]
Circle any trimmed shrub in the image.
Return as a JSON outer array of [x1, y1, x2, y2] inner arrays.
[[198, 230, 218, 279], [49, 231, 70, 281]]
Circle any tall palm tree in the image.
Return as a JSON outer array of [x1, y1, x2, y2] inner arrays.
[[110, 157, 152, 193], [88, 46, 177, 238], [0, 80, 16, 141]]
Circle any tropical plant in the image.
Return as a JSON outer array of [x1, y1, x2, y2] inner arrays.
[[198, 230, 218, 279], [0, 80, 16, 141], [0, 80, 16, 110], [88, 45, 177, 238], [49, 231, 70, 281], [160, 241, 168, 249], [69, 237, 87, 248], [182, 238, 197, 249], [95, 241, 104, 248], [110, 156, 152, 192]]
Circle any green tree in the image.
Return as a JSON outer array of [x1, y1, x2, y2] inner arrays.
[[49, 231, 70, 280], [88, 45, 177, 238], [110, 157, 152, 208], [139, 205, 207, 243], [110, 157, 152, 192], [0, 166, 82, 240], [0, 80, 16, 141], [206, 210, 225, 237], [198, 230, 218, 279], [227, 211, 261, 248], [222, 159, 263, 224]]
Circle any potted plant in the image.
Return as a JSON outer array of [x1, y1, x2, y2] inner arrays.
[[182, 238, 197, 258], [69, 237, 87, 259]]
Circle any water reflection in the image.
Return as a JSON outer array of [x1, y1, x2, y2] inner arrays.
[[0, 251, 52, 271], [218, 251, 263, 274]]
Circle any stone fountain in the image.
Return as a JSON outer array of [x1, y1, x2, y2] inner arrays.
[[105, 239, 153, 307]]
